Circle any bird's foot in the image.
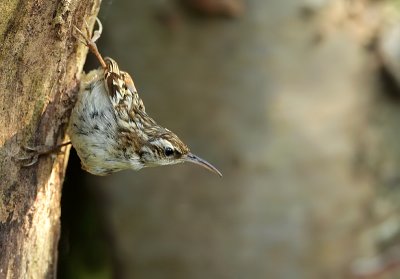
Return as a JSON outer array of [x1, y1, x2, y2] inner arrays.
[[73, 18, 107, 68], [16, 142, 71, 167]]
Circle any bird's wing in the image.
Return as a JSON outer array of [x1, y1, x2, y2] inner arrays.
[[103, 58, 146, 121]]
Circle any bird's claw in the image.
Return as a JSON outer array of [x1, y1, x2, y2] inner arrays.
[[17, 154, 39, 167], [73, 17, 107, 68], [16, 145, 41, 167], [73, 17, 103, 46], [15, 142, 71, 167], [91, 18, 103, 43], [21, 145, 38, 152]]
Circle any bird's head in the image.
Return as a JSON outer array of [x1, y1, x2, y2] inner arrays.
[[139, 129, 222, 177]]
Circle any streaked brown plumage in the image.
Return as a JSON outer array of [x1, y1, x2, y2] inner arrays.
[[68, 18, 221, 176]]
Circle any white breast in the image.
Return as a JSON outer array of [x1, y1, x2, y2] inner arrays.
[[68, 71, 141, 175]]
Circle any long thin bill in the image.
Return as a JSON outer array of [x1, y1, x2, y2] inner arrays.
[[185, 153, 223, 177]]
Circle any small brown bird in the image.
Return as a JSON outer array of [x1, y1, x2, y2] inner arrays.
[[69, 18, 222, 176]]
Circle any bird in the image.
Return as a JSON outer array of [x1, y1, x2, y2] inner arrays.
[[68, 18, 222, 176]]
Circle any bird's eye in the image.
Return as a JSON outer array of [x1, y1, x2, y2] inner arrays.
[[165, 147, 174, 156]]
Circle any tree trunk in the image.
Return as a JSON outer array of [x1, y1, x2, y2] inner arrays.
[[0, 0, 100, 278]]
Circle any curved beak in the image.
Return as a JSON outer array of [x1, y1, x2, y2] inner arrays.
[[185, 153, 222, 177]]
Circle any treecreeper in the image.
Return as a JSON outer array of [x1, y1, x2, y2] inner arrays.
[[67, 18, 222, 176]]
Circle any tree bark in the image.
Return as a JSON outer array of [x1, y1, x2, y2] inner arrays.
[[0, 0, 100, 278]]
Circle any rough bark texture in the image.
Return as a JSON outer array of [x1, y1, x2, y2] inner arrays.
[[0, 0, 100, 278]]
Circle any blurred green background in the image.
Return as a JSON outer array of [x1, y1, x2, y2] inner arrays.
[[58, 0, 400, 278]]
